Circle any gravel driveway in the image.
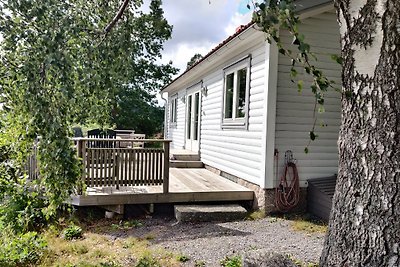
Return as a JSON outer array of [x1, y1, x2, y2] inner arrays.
[[124, 216, 325, 266]]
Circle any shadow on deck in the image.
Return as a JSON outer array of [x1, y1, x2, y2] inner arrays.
[[70, 168, 254, 206]]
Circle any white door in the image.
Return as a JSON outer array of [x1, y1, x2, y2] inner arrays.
[[185, 90, 201, 152]]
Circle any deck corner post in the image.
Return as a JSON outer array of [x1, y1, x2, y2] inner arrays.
[[80, 139, 87, 194], [163, 140, 170, 194]]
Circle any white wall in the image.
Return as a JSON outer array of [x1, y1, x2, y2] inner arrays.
[[274, 10, 342, 187], [167, 90, 186, 149], [200, 42, 267, 186]]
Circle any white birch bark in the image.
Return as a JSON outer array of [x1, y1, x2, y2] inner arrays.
[[320, 0, 400, 266]]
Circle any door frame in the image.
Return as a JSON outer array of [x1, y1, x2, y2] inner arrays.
[[185, 84, 202, 152]]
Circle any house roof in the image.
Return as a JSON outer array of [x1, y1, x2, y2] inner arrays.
[[162, 0, 333, 93]]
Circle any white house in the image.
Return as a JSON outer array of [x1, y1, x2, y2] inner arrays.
[[161, 0, 341, 212]]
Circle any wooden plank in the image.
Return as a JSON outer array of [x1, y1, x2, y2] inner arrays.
[[70, 190, 254, 206]]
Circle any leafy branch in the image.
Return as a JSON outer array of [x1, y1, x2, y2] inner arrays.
[[251, 0, 342, 152]]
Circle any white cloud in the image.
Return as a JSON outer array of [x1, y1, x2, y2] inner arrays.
[[160, 0, 252, 74], [224, 11, 252, 36]]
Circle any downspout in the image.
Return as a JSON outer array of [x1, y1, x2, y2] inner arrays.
[[160, 92, 168, 139]]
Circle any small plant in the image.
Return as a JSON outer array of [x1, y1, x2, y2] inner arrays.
[[220, 255, 242, 267], [100, 260, 121, 267], [135, 254, 161, 267], [112, 220, 143, 230], [195, 259, 206, 266], [69, 243, 89, 255], [63, 224, 83, 240], [176, 254, 190, 262], [246, 210, 266, 220]]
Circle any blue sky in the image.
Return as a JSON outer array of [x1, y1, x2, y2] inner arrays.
[[160, 0, 253, 74]]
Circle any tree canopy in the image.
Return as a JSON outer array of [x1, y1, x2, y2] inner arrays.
[[0, 0, 175, 230]]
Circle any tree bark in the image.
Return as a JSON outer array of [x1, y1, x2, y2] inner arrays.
[[320, 0, 400, 266]]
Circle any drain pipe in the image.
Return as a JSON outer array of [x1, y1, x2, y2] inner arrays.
[[160, 92, 168, 139]]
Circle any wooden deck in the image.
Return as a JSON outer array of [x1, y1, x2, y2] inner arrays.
[[70, 168, 254, 206]]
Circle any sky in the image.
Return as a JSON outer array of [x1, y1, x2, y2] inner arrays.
[[159, 0, 253, 75]]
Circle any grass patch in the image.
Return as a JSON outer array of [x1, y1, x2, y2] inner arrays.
[[289, 255, 319, 267], [246, 210, 266, 220], [38, 225, 179, 267], [289, 214, 327, 234]]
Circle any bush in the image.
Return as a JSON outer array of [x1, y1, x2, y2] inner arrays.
[[0, 230, 47, 266], [63, 224, 83, 240]]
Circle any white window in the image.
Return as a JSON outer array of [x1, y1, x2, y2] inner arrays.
[[170, 96, 177, 125], [222, 56, 251, 128]]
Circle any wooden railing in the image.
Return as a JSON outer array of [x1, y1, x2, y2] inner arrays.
[[74, 138, 171, 194], [27, 138, 171, 194]]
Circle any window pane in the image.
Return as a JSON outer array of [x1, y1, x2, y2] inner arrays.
[[174, 98, 177, 122], [193, 93, 199, 140], [224, 73, 234, 119], [236, 68, 247, 118], [187, 95, 192, 139]]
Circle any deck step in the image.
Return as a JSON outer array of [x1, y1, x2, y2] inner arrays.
[[170, 160, 204, 168], [170, 154, 200, 161], [174, 204, 247, 222]]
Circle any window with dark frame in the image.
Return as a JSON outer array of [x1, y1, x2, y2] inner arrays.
[[170, 97, 177, 124]]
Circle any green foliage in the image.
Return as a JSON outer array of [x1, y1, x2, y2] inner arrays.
[[186, 53, 203, 69], [0, 0, 176, 231], [0, 229, 47, 266], [63, 224, 83, 240], [220, 255, 242, 267], [176, 254, 190, 262], [195, 260, 206, 267], [135, 254, 161, 267], [251, 0, 341, 150]]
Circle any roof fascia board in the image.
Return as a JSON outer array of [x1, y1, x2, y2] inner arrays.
[[298, 3, 334, 19], [162, 0, 334, 94]]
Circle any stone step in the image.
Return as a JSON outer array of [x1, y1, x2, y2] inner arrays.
[[170, 154, 200, 161], [170, 160, 204, 168], [174, 204, 248, 222]]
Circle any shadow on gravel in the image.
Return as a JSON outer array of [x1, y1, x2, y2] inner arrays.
[[131, 221, 252, 244]]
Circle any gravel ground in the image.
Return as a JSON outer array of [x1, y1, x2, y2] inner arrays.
[[118, 216, 325, 266]]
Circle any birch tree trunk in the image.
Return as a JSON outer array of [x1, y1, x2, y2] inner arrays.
[[320, 0, 400, 266]]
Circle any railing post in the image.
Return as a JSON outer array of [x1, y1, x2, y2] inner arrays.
[[77, 139, 86, 195], [163, 140, 170, 194]]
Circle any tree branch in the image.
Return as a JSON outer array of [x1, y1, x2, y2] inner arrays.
[[104, 0, 130, 34]]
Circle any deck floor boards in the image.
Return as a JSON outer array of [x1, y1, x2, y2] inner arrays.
[[70, 168, 254, 206]]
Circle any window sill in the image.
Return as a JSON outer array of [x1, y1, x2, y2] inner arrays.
[[221, 120, 247, 130]]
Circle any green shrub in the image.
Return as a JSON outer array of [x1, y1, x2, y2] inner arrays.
[[63, 224, 83, 240], [220, 255, 242, 267], [0, 230, 47, 266], [135, 254, 161, 267], [176, 254, 190, 262]]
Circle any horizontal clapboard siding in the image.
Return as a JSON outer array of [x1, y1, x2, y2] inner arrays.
[[275, 10, 341, 187], [201, 43, 266, 185], [167, 90, 186, 149]]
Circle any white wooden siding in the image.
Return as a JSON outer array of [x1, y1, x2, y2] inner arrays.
[[274, 10, 342, 187], [167, 90, 186, 149], [200, 42, 267, 186]]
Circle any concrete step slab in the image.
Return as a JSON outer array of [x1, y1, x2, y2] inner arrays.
[[170, 154, 200, 161], [174, 204, 247, 222], [170, 160, 204, 168]]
